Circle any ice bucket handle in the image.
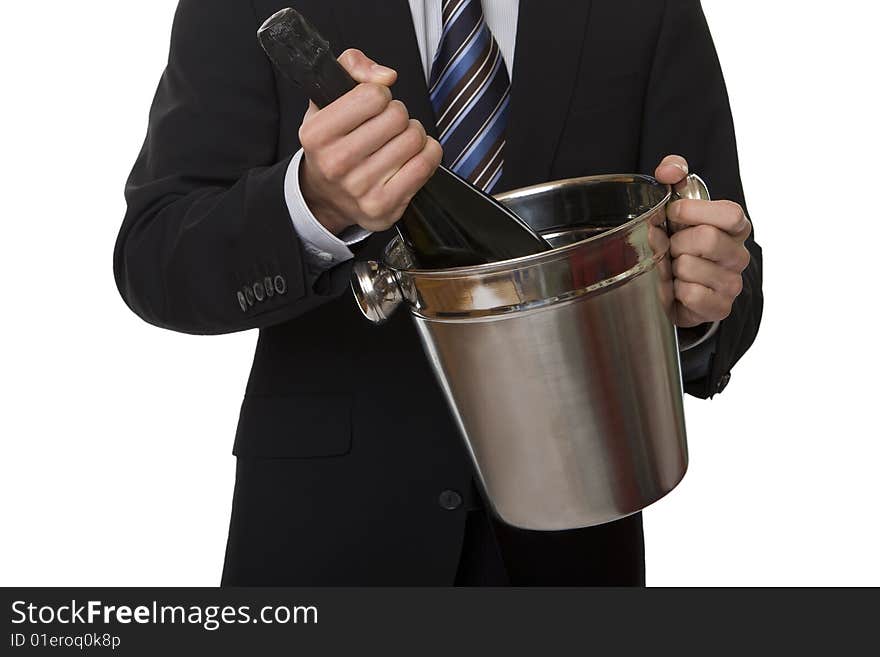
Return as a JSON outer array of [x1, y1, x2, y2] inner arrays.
[[668, 174, 721, 352], [351, 259, 404, 324]]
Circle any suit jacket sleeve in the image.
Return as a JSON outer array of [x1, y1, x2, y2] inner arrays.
[[114, 0, 351, 335], [638, 0, 764, 398]]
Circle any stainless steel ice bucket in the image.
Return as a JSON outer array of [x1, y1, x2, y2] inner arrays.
[[351, 174, 714, 530]]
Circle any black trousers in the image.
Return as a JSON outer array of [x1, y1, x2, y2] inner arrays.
[[454, 509, 646, 586]]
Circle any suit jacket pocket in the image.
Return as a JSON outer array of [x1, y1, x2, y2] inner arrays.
[[232, 393, 353, 458]]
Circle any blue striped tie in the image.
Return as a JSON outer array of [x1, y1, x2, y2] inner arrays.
[[429, 0, 511, 193]]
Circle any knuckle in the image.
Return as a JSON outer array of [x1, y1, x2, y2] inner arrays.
[[358, 82, 391, 109], [729, 275, 744, 298], [343, 172, 369, 198], [409, 118, 427, 139], [673, 253, 695, 277], [357, 194, 388, 219], [718, 271, 742, 299], [404, 121, 428, 151], [317, 151, 348, 181], [425, 138, 443, 164], [669, 231, 687, 256], [697, 224, 720, 252], [681, 252, 700, 268], [724, 201, 745, 229], [682, 284, 700, 307], [387, 101, 410, 131], [724, 200, 751, 234], [671, 254, 685, 277], [298, 122, 318, 150], [675, 281, 695, 306], [693, 286, 710, 308], [688, 284, 708, 308], [676, 199, 698, 224], [410, 153, 436, 181], [738, 246, 752, 271]]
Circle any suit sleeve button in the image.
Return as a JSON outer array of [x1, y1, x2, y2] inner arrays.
[[264, 276, 275, 298], [716, 372, 732, 394], [274, 275, 287, 295], [244, 286, 255, 306], [253, 281, 265, 302], [438, 490, 463, 511], [237, 291, 248, 312]]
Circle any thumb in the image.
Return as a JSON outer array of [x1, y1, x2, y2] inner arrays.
[[337, 48, 398, 86], [654, 154, 689, 185]]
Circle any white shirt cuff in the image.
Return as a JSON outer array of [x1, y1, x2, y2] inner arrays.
[[284, 149, 372, 271]]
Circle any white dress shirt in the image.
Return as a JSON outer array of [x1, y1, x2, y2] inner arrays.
[[285, 0, 520, 274]]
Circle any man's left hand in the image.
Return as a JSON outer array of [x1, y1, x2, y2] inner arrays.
[[655, 155, 752, 328]]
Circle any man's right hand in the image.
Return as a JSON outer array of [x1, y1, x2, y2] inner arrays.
[[298, 49, 443, 236]]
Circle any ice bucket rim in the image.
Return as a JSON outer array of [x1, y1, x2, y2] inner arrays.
[[349, 172, 711, 324], [380, 173, 673, 277]]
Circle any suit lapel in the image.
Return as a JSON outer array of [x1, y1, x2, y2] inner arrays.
[[330, 0, 438, 138], [500, 0, 593, 191]]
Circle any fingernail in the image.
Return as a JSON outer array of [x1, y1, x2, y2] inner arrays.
[[371, 64, 396, 77], [673, 162, 689, 175]]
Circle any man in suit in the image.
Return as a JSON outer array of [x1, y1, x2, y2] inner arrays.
[[115, 0, 762, 586]]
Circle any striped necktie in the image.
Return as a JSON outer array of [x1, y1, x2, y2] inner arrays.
[[428, 0, 511, 193]]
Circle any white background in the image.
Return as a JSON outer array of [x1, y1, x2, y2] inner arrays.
[[1, 1, 877, 586]]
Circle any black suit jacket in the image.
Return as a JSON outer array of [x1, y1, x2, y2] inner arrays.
[[115, 0, 763, 585]]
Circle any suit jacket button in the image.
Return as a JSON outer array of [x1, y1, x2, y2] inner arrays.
[[253, 281, 265, 302], [264, 276, 275, 298], [274, 275, 287, 295], [244, 286, 255, 306], [237, 291, 248, 312], [716, 372, 732, 394], [438, 490, 463, 511]]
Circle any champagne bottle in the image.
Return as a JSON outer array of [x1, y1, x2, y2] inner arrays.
[[257, 8, 551, 269]]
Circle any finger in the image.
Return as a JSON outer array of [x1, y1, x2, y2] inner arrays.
[[674, 279, 732, 323], [335, 101, 411, 170], [337, 48, 398, 86], [343, 120, 427, 197], [671, 225, 751, 271], [382, 137, 443, 204], [673, 254, 744, 300], [654, 154, 689, 185], [360, 120, 429, 187], [667, 199, 751, 239], [675, 304, 709, 329], [300, 82, 392, 147], [647, 224, 670, 258], [352, 137, 442, 229]]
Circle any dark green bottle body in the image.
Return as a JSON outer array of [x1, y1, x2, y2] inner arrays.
[[401, 164, 550, 269]]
